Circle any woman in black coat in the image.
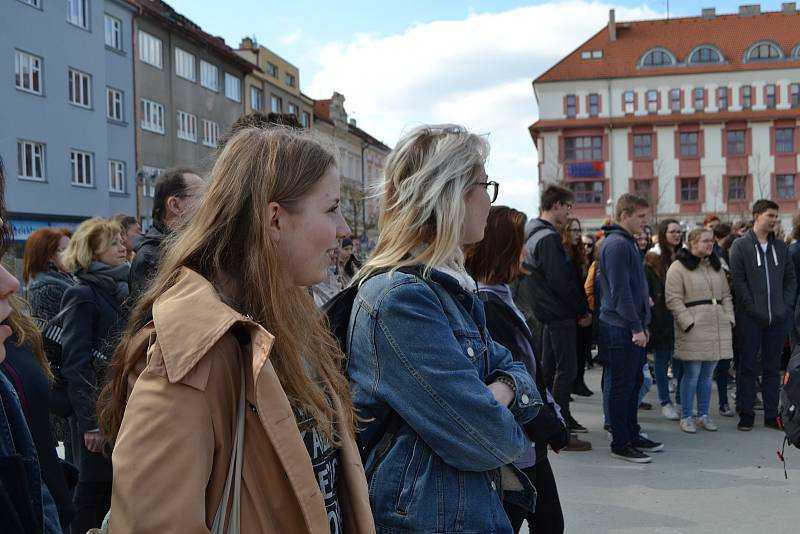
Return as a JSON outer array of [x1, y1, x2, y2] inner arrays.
[[59, 218, 129, 534]]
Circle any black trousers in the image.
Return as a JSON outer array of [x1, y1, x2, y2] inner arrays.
[[503, 458, 564, 534], [575, 323, 593, 387], [71, 480, 111, 534]]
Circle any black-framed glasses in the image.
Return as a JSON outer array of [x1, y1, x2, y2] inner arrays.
[[477, 181, 499, 203]]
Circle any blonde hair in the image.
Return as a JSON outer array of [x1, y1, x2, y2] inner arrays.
[[61, 217, 121, 272], [98, 127, 353, 445], [354, 124, 489, 282]]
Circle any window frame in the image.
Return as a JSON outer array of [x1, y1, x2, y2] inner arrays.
[[741, 86, 752, 109], [108, 159, 126, 193], [565, 94, 577, 118], [688, 46, 723, 65], [623, 90, 635, 114], [284, 73, 295, 87], [271, 94, 282, 113], [288, 103, 299, 116], [718, 87, 729, 111], [224, 73, 241, 102], [16, 139, 45, 181], [646, 90, 658, 113], [693, 87, 705, 111], [66, 0, 89, 30], [564, 135, 602, 161], [301, 111, 310, 128], [640, 48, 675, 68], [174, 47, 196, 82], [14, 49, 43, 95], [776, 127, 795, 154], [140, 98, 165, 134], [670, 89, 681, 113], [791, 83, 800, 108], [727, 175, 747, 202], [250, 86, 263, 111], [588, 93, 599, 116], [776, 174, 796, 200], [679, 132, 699, 158], [267, 62, 278, 77], [745, 41, 784, 62], [765, 84, 777, 109], [726, 130, 746, 155], [679, 177, 700, 202], [200, 60, 218, 91], [70, 149, 94, 187], [176, 110, 198, 143], [633, 133, 653, 159], [138, 30, 163, 69], [569, 180, 605, 205], [202, 119, 220, 148], [68, 68, 92, 109], [106, 86, 124, 122]]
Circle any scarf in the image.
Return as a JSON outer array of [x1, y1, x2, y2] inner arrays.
[[77, 261, 130, 303], [409, 243, 477, 292]]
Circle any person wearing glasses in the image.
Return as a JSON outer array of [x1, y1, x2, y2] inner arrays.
[[562, 219, 593, 398], [514, 184, 592, 451], [347, 124, 542, 533]]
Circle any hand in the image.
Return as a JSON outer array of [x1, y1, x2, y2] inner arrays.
[[488, 381, 515, 407], [649, 297, 655, 307], [84, 431, 104, 453], [632, 331, 647, 347], [577, 313, 592, 328]]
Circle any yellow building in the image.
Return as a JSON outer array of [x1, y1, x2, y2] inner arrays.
[[235, 37, 314, 127]]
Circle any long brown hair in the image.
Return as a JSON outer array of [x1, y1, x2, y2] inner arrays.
[[651, 218, 681, 279], [23, 227, 70, 283], [465, 206, 527, 285], [7, 296, 51, 382], [561, 217, 587, 267], [97, 127, 354, 445]]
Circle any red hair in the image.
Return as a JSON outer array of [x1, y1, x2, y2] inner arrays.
[[23, 227, 70, 282]]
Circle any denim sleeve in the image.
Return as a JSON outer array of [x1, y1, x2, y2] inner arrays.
[[484, 338, 543, 424], [369, 281, 533, 472]]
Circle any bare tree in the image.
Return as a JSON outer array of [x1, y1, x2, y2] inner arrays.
[[750, 152, 770, 199]]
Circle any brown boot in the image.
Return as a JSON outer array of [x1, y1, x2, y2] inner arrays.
[[563, 433, 592, 451]]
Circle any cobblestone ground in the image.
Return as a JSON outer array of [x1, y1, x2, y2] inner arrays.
[[523, 365, 796, 534]]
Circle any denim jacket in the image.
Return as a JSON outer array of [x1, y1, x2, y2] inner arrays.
[[0, 370, 61, 533], [347, 268, 543, 533]]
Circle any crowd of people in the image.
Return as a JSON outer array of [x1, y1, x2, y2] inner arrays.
[[0, 113, 797, 534]]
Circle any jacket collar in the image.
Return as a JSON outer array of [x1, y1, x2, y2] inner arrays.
[[675, 247, 721, 271], [151, 267, 274, 383], [602, 224, 636, 244], [744, 228, 775, 247]]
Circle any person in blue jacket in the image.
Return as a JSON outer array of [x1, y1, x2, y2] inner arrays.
[[347, 124, 543, 533]]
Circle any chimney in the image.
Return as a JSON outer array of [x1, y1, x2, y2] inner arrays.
[[701, 7, 716, 18], [608, 9, 617, 42], [240, 37, 253, 49], [349, 118, 357, 127], [783, 2, 796, 13], [739, 4, 761, 16]]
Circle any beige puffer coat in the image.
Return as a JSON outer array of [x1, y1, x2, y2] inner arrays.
[[665, 248, 734, 362]]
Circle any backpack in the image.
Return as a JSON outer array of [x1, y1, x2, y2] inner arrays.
[[779, 347, 800, 448], [321, 266, 425, 478]]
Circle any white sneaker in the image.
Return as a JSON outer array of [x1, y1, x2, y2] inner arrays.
[[680, 417, 696, 433], [698, 415, 718, 431], [661, 403, 680, 421]]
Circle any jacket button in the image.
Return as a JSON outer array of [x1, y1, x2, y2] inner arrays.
[[467, 346, 475, 357], [521, 394, 530, 405]]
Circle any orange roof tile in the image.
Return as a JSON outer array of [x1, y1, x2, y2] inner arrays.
[[536, 9, 800, 83]]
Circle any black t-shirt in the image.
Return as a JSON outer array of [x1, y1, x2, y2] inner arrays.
[[295, 411, 343, 534]]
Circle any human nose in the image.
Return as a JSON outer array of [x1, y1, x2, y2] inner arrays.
[[336, 212, 351, 240], [0, 266, 20, 299]]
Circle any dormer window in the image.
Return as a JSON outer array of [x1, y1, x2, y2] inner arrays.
[[745, 41, 783, 62], [640, 48, 675, 68], [688, 46, 723, 65]]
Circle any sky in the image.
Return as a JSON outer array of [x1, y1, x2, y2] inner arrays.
[[168, 0, 792, 215]]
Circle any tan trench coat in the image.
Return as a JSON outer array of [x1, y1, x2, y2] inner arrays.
[[108, 268, 375, 533], [665, 254, 735, 362]]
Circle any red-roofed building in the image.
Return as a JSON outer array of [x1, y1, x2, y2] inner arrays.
[[530, 4, 800, 228]]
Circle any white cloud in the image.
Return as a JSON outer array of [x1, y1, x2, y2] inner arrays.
[[281, 29, 303, 45], [308, 1, 663, 216]]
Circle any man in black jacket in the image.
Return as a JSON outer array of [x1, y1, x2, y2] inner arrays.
[[129, 168, 204, 302], [516, 183, 591, 450], [729, 199, 797, 431]]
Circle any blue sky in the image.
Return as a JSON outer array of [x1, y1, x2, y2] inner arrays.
[[167, 0, 792, 215]]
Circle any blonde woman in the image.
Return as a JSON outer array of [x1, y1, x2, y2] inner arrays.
[[665, 228, 734, 433], [347, 125, 543, 533], [97, 128, 374, 533], [59, 217, 129, 533]]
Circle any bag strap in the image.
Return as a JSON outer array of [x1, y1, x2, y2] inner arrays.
[[211, 363, 246, 534]]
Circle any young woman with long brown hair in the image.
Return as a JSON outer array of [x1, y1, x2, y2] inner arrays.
[[561, 217, 593, 397], [96, 127, 374, 533]]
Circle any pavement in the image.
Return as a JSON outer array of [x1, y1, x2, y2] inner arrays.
[[522, 365, 798, 534]]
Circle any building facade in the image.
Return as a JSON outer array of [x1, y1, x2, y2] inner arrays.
[[530, 4, 800, 229], [313, 92, 389, 245], [132, 0, 252, 226], [1, 0, 138, 246], [235, 37, 314, 128]]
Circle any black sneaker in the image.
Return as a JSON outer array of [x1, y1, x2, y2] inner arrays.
[[568, 415, 588, 433], [573, 383, 594, 397], [738, 413, 755, 431], [631, 435, 664, 452], [611, 445, 652, 464]]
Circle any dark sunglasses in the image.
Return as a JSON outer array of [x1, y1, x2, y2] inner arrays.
[[477, 181, 499, 203]]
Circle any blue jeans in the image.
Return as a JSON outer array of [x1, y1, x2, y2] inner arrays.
[[599, 322, 645, 451], [679, 361, 716, 418], [603, 363, 651, 425], [652, 350, 673, 406], [673, 359, 684, 405]]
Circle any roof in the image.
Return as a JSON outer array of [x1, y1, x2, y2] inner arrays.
[[133, 0, 256, 73], [313, 99, 332, 122], [536, 8, 800, 83], [348, 124, 390, 152]]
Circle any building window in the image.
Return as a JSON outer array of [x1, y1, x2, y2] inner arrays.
[[693, 88, 705, 111], [68, 68, 92, 108], [742, 86, 752, 109], [565, 136, 602, 161], [623, 91, 635, 113], [138, 30, 163, 69], [140, 165, 162, 197], [679, 132, 699, 157], [728, 176, 747, 201], [70, 150, 93, 186], [284, 73, 295, 87], [633, 179, 653, 201], [14, 50, 42, 95], [200, 61, 218, 91], [250, 86, 262, 111], [175, 48, 195, 82], [267, 62, 278, 77], [288, 103, 298, 116], [569, 181, 604, 204], [104, 14, 122, 50], [777, 174, 796, 199], [108, 160, 125, 193], [646, 90, 658, 113], [680, 177, 700, 202], [18, 0, 41, 7], [106, 87, 123, 121], [565, 95, 577, 117], [670, 89, 681, 112], [726, 130, 746, 155], [224, 73, 241, 102], [271, 95, 282, 113], [588, 93, 599, 116], [640, 48, 674, 67], [791, 84, 800, 108], [301, 111, 310, 127], [16, 140, 44, 181], [689, 46, 722, 64], [202, 119, 219, 148], [66, 0, 89, 29], [765, 84, 777, 109], [633, 134, 652, 158], [746, 41, 783, 62], [776, 127, 795, 154], [140, 98, 164, 133], [176, 110, 197, 142], [718, 87, 729, 111]]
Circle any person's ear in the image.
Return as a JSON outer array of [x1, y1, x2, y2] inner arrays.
[[166, 195, 182, 217], [267, 202, 282, 242]]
